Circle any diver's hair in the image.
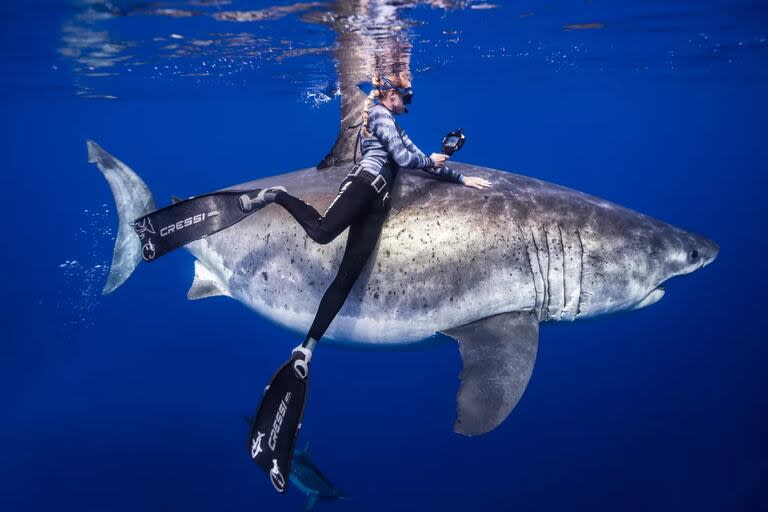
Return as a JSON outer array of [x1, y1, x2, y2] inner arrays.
[[361, 75, 381, 137], [361, 72, 408, 137]]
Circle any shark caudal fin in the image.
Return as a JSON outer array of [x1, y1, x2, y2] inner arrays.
[[86, 140, 156, 294]]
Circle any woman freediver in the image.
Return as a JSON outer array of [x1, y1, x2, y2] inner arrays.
[[123, 70, 492, 491], [239, 71, 492, 370], [243, 71, 491, 492]]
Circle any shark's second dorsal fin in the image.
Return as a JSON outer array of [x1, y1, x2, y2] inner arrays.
[[188, 259, 232, 300], [440, 311, 539, 436]]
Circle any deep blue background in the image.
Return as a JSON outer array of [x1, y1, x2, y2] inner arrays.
[[1, 1, 766, 510]]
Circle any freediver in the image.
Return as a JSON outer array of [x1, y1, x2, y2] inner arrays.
[[130, 70, 494, 491], [238, 71, 493, 373]]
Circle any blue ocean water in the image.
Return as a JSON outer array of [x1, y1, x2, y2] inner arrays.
[[1, 1, 766, 510]]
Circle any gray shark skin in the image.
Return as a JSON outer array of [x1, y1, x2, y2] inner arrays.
[[86, 140, 718, 435], [289, 444, 345, 511]]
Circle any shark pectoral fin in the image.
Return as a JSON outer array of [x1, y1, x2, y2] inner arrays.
[[632, 287, 665, 310], [441, 311, 539, 436], [187, 260, 232, 300]]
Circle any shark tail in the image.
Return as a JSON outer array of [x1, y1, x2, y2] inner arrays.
[[86, 140, 156, 294]]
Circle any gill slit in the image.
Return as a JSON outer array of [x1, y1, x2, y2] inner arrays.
[[518, 224, 539, 317], [528, 226, 545, 319], [558, 224, 566, 313], [542, 228, 551, 316], [576, 228, 585, 316]]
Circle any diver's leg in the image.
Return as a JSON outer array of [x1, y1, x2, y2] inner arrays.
[[304, 207, 388, 343], [273, 178, 373, 244]]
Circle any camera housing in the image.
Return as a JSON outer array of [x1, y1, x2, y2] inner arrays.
[[441, 128, 466, 156]]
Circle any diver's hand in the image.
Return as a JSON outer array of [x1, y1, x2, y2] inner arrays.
[[462, 176, 492, 189], [430, 153, 449, 167]]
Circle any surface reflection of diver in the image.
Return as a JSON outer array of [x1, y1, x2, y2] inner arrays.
[[289, 443, 346, 511]]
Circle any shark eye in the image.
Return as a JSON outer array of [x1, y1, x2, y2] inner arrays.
[[690, 250, 699, 260]]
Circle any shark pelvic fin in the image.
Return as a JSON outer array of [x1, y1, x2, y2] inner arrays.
[[441, 311, 539, 436], [187, 260, 232, 300], [86, 140, 156, 294]]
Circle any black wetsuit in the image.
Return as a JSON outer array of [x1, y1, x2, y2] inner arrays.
[[274, 104, 464, 343]]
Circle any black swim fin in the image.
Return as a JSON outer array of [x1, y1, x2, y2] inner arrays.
[[247, 348, 311, 494], [133, 189, 262, 262]]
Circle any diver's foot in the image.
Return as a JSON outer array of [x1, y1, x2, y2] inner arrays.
[[291, 345, 313, 380], [238, 186, 287, 213]]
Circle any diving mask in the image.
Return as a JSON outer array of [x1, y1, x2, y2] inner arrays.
[[379, 76, 413, 105]]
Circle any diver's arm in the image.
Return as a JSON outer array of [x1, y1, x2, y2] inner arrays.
[[420, 163, 465, 184], [461, 176, 493, 189], [369, 111, 432, 169], [400, 127, 465, 184], [400, 130, 427, 158]]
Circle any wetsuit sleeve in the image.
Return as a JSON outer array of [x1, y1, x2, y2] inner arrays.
[[369, 110, 432, 169], [400, 131, 427, 158], [420, 164, 466, 184]]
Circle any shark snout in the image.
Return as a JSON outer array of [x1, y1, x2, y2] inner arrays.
[[668, 231, 719, 279], [697, 236, 720, 267]]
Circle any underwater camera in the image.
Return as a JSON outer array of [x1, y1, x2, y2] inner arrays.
[[441, 128, 466, 156]]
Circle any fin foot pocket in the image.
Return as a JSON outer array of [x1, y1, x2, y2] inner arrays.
[[238, 186, 287, 213]]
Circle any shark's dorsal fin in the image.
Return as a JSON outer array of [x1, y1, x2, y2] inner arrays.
[[188, 259, 232, 300], [440, 311, 539, 436]]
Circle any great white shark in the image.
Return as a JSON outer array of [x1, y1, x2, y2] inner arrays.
[[86, 140, 718, 436]]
